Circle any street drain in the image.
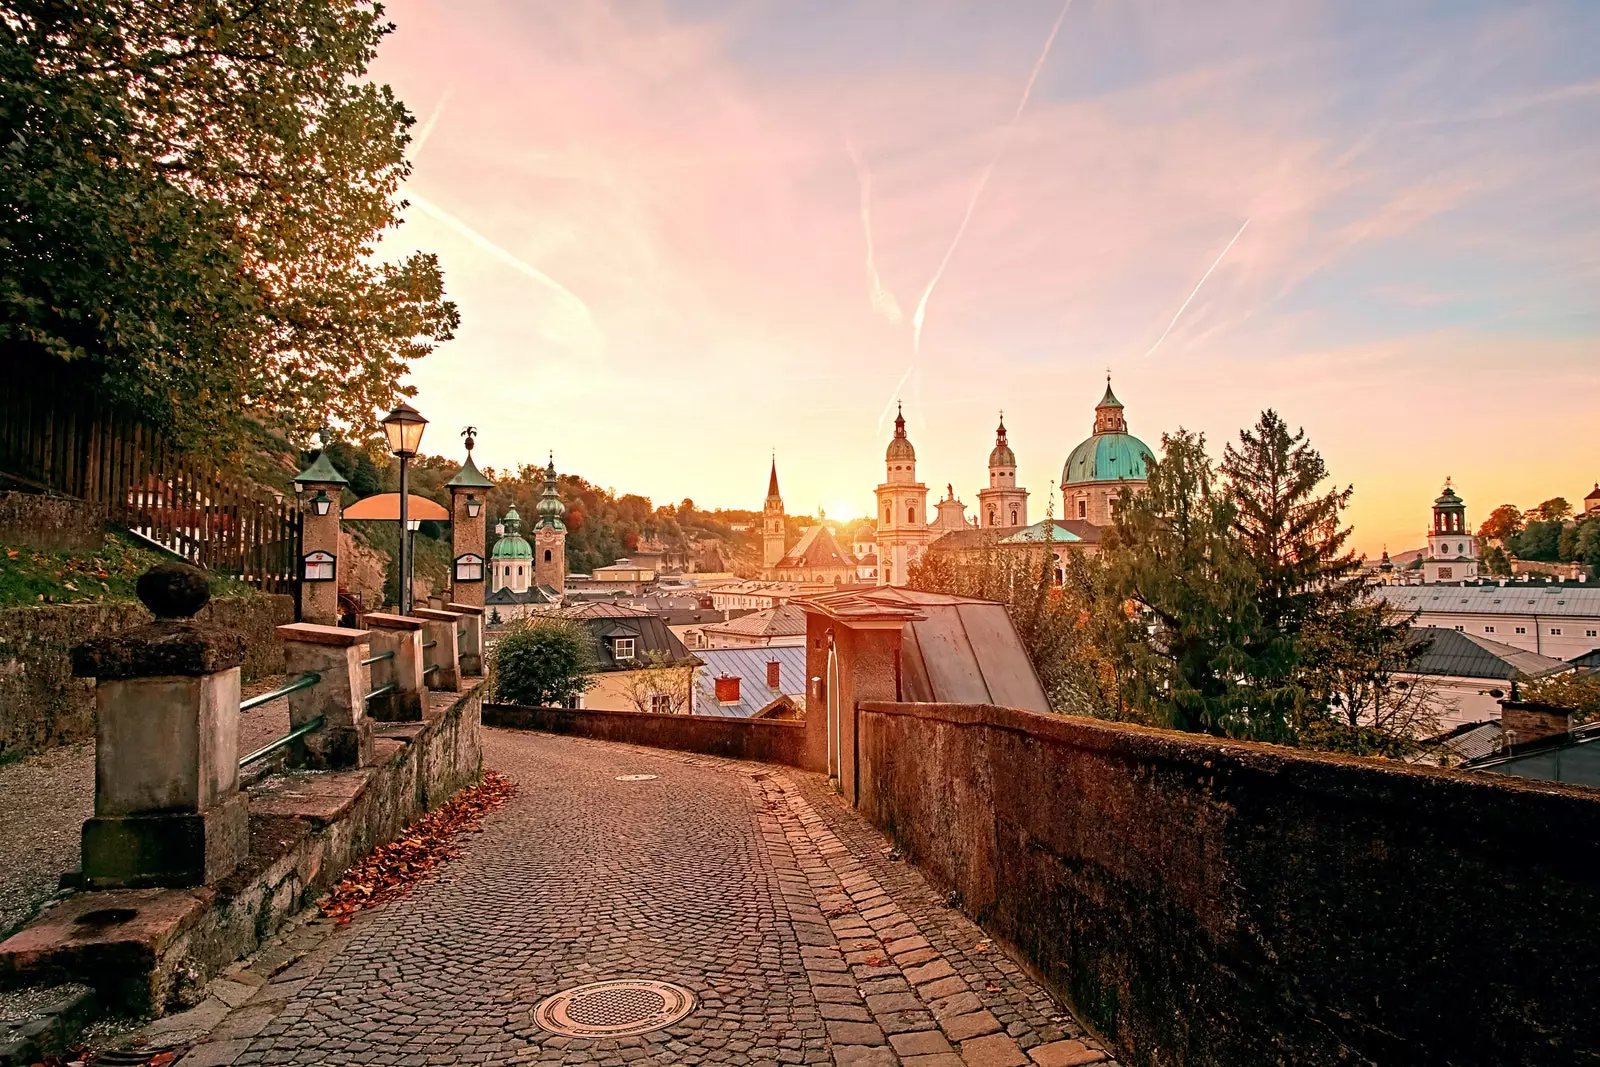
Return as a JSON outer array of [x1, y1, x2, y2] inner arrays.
[[534, 979, 695, 1037], [615, 773, 658, 781]]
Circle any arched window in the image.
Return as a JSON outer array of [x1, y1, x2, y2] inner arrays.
[[1011, 508, 1018, 525], [907, 505, 916, 523], [544, 549, 552, 562], [1077, 499, 1087, 519], [517, 565, 523, 577], [884, 504, 891, 522], [987, 506, 997, 526]]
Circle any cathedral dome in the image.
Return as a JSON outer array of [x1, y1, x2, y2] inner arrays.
[[1061, 433, 1154, 487], [490, 506, 533, 560], [885, 404, 916, 463]]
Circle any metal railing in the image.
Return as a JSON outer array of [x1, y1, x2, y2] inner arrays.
[[240, 715, 325, 769], [240, 672, 320, 714], [421, 640, 437, 650], [366, 682, 398, 701], [361, 650, 395, 667]]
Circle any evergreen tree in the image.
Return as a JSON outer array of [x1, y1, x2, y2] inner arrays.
[[1108, 430, 1268, 737]]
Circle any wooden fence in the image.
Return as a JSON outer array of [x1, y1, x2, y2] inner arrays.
[[0, 376, 301, 595]]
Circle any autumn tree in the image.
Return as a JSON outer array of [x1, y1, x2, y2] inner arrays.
[[1533, 497, 1573, 522], [1298, 605, 1438, 756], [1478, 505, 1523, 544], [0, 0, 458, 455]]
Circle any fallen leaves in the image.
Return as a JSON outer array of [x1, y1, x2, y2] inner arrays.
[[320, 771, 518, 924]]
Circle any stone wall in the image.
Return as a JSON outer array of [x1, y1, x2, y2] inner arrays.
[[856, 701, 1600, 1067], [0, 492, 105, 553], [0, 596, 293, 755], [484, 703, 818, 770]]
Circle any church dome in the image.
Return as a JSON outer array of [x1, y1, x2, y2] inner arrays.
[[988, 416, 1016, 468], [1061, 433, 1154, 487], [490, 506, 533, 560], [886, 405, 916, 463]]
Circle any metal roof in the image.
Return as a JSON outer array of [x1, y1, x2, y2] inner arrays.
[[692, 646, 809, 718], [702, 603, 807, 638], [1378, 584, 1600, 618], [1406, 628, 1569, 681]]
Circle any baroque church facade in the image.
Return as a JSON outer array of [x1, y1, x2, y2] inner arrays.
[[486, 455, 568, 620], [759, 457, 861, 586]]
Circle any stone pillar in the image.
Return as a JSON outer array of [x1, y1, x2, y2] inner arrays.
[[450, 487, 487, 610], [277, 623, 374, 769], [362, 612, 426, 721], [293, 451, 349, 626], [446, 602, 485, 677], [70, 564, 250, 889], [413, 607, 463, 692]]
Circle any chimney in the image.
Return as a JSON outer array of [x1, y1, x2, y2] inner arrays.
[[767, 659, 782, 691], [714, 674, 741, 706], [1499, 699, 1573, 750]]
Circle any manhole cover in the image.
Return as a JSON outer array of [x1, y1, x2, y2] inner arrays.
[[534, 979, 695, 1037], [615, 773, 658, 781]]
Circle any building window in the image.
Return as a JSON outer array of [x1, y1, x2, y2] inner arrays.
[[1011, 508, 1018, 525], [1454, 625, 1464, 632], [908, 505, 916, 523], [1484, 626, 1494, 633], [1515, 626, 1527, 634], [544, 549, 552, 562], [1550, 628, 1562, 636], [1587, 630, 1597, 638], [517, 565, 524, 577], [649, 693, 672, 714], [1077, 499, 1087, 519], [613, 637, 636, 661]]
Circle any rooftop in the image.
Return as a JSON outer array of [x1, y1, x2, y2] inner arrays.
[[1407, 628, 1570, 681], [691, 645, 809, 718], [1378, 584, 1600, 618], [701, 602, 807, 639]]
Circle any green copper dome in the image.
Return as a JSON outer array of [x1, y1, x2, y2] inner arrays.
[[535, 455, 566, 530], [1061, 433, 1154, 487], [490, 506, 533, 560]]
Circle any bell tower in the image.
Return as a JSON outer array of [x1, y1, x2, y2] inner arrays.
[[533, 453, 567, 595], [874, 405, 931, 586], [977, 412, 1029, 529], [763, 456, 787, 572]]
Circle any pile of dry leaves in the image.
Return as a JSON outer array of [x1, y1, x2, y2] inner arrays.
[[320, 771, 517, 924]]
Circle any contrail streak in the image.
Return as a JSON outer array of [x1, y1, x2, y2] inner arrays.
[[911, 0, 1072, 355], [845, 137, 904, 326], [410, 92, 451, 159], [407, 192, 600, 347], [1142, 217, 1250, 359]]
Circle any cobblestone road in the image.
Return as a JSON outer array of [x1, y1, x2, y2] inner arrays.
[[151, 729, 1117, 1067]]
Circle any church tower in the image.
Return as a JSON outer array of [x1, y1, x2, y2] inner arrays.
[[977, 413, 1029, 529], [874, 405, 931, 587], [1423, 479, 1479, 584], [763, 457, 787, 572], [533, 453, 567, 595]]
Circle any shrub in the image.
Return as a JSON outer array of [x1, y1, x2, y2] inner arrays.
[[488, 616, 598, 707]]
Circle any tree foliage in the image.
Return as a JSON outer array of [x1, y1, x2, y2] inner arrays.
[[1478, 504, 1523, 543], [488, 616, 597, 708], [0, 0, 458, 454]]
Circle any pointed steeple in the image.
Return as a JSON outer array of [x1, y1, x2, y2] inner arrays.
[[1093, 375, 1128, 434], [767, 454, 781, 502], [535, 452, 566, 530], [894, 402, 907, 439]]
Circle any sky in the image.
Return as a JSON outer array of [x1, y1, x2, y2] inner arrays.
[[372, 0, 1600, 556]]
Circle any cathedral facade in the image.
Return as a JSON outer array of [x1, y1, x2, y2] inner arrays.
[[875, 405, 934, 587], [759, 457, 860, 585]]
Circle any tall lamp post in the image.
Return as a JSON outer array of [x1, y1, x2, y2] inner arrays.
[[380, 401, 427, 615]]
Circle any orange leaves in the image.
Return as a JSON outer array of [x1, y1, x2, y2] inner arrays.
[[319, 771, 517, 924]]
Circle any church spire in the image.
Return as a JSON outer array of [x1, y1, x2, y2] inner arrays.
[[767, 454, 781, 502]]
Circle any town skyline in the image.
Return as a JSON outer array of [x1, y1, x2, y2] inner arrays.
[[372, 0, 1599, 557]]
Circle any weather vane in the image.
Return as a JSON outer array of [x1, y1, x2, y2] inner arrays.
[[461, 425, 477, 452]]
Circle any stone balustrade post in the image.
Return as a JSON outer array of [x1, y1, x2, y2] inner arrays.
[[412, 607, 463, 692], [446, 602, 485, 677], [276, 623, 374, 769], [70, 564, 249, 889], [362, 612, 426, 721], [293, 450, 349, 627]]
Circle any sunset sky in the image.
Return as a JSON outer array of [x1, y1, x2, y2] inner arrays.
[[373, 0, 1600, 556]]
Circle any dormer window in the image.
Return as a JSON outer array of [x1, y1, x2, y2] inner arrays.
[[613, 637, 636, 661]]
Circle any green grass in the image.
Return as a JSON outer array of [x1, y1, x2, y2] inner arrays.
[[0, 531, 257, 607]]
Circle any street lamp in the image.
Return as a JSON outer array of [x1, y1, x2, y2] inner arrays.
[[311, 489, 333, 517], [465, 494, 482, 519], [406, 518, 421, 605], [381, 401, 427, 614]]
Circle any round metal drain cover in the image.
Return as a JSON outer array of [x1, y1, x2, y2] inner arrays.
[[615, 773, 658, 781], [534, 979, 695, 1037]]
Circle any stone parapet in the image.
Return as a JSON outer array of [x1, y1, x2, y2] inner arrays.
[[484, 702, 815, 770], [275, 623, 374, 770], [361, 613, 425, 722], [412, 608, 462, 692]]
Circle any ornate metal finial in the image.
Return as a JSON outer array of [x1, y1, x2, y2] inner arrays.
[[1445, 475, 1453, 490], [461, 425, 477, 452]]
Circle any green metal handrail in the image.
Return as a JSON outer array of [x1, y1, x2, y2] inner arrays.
[[421, 640, 437, 650], [365, 682, 397, 701], [423, 663, 439, 675], [360, 650, 395, 667], [239, 715, 325, 769], [240, 672, 320, 713]]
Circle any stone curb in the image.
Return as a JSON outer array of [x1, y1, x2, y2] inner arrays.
[[0, 983, 96, 1067]]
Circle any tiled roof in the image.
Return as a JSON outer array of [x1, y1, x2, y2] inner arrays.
[[775, 526, 858, 570], [1429, 720, 1504, 764], [485, 586, 557, 605], [1407, 628, 1569, 681], [701, 603, 807, 638], [559, 602, 656, 620], [1567, 648, 1600, 669], [1378, 585, 1600, 618], [692, 646, 809, 718]]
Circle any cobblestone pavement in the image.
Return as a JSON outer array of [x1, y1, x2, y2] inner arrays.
[[0, 679, 292, 940], [141, 729, 1117, 1067]]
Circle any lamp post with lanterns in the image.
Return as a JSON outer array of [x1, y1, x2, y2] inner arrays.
[[380, 401, 427, 616], [292, 443, 349, 625], [445, 425, 494, 610]]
